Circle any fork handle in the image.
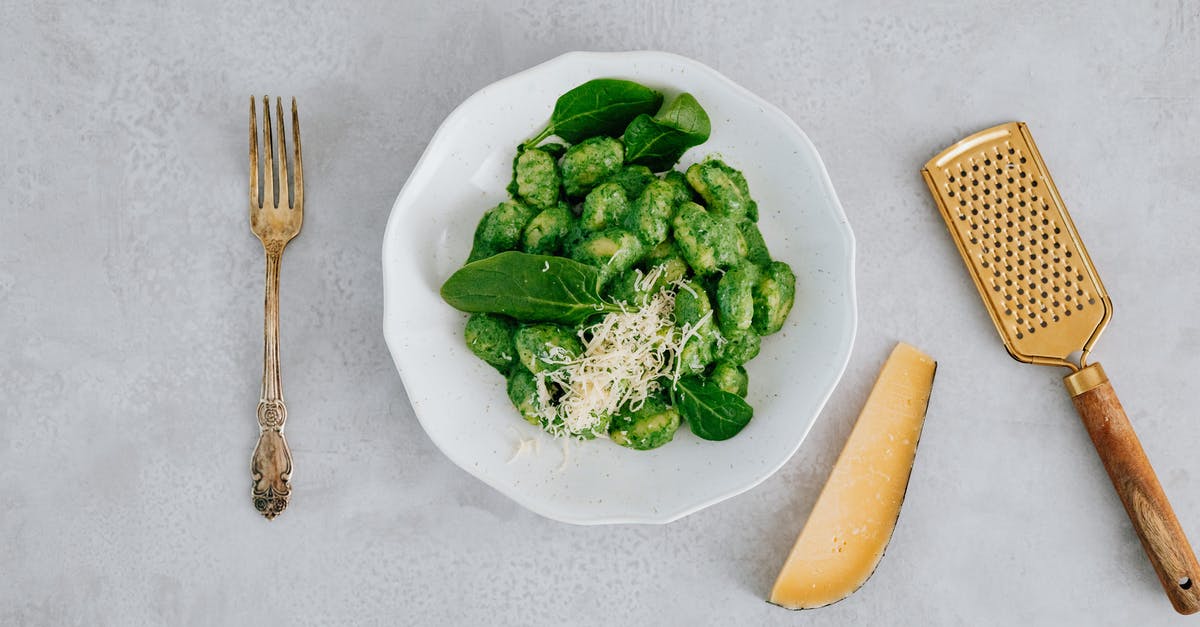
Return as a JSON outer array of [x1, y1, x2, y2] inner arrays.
[[1065, 363, 1200, 614], [252, 400, 291, 518], [253, 246, 292, 519]]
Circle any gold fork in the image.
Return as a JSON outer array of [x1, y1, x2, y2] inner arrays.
[[249, 96, 303, 519]]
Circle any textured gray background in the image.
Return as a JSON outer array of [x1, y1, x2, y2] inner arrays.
[[4, 1, 1200, 625]]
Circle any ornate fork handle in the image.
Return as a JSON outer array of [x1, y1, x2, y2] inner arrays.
[[252, 246, 292, 519], [252, 401, 291, 518]]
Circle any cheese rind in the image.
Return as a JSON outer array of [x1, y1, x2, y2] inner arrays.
[[769, 342, 936, 610]]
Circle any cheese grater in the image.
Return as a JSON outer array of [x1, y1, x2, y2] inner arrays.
[[923, 122, 1200, 614]]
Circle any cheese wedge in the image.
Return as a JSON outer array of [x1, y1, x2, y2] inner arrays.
[[769, 342, 936, 610]]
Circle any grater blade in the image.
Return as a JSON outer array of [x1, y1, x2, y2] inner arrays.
[[922, 122, 1112, 370]]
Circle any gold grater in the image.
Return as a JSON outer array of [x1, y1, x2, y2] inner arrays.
[[923, 122, 1200, 614]]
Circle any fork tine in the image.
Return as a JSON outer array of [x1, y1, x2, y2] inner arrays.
[[249, 96, 259, 209], [275, 97, 291, 209], [291, 97, 303, 211], [262, 96, 275, 209]]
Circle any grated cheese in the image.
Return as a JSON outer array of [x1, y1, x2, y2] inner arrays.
[[531, 268, 690, 438]]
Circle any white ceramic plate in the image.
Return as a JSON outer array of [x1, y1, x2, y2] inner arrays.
[[382, 51, 856, 524]]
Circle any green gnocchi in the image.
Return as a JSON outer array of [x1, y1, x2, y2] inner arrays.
[[446, 79, 798, 449]]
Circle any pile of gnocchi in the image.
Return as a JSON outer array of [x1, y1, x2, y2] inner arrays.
[[441, 79, 796, 449]]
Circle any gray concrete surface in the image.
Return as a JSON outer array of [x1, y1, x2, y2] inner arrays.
[[4, 1, 1200, 625]]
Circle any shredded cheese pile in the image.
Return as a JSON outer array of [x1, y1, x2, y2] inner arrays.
[[532, 266, 697, 437]]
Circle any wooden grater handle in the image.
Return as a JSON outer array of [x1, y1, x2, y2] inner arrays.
[[1065, 363, 1200, 614]]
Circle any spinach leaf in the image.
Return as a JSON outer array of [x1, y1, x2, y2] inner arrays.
[[675, 375, 753, 441], [622, 93, 711, 171], [440, 251, 625, 324], [621, 115, 693, 172], [656, 93, 710, 143], [526, 79, 663, 146]]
